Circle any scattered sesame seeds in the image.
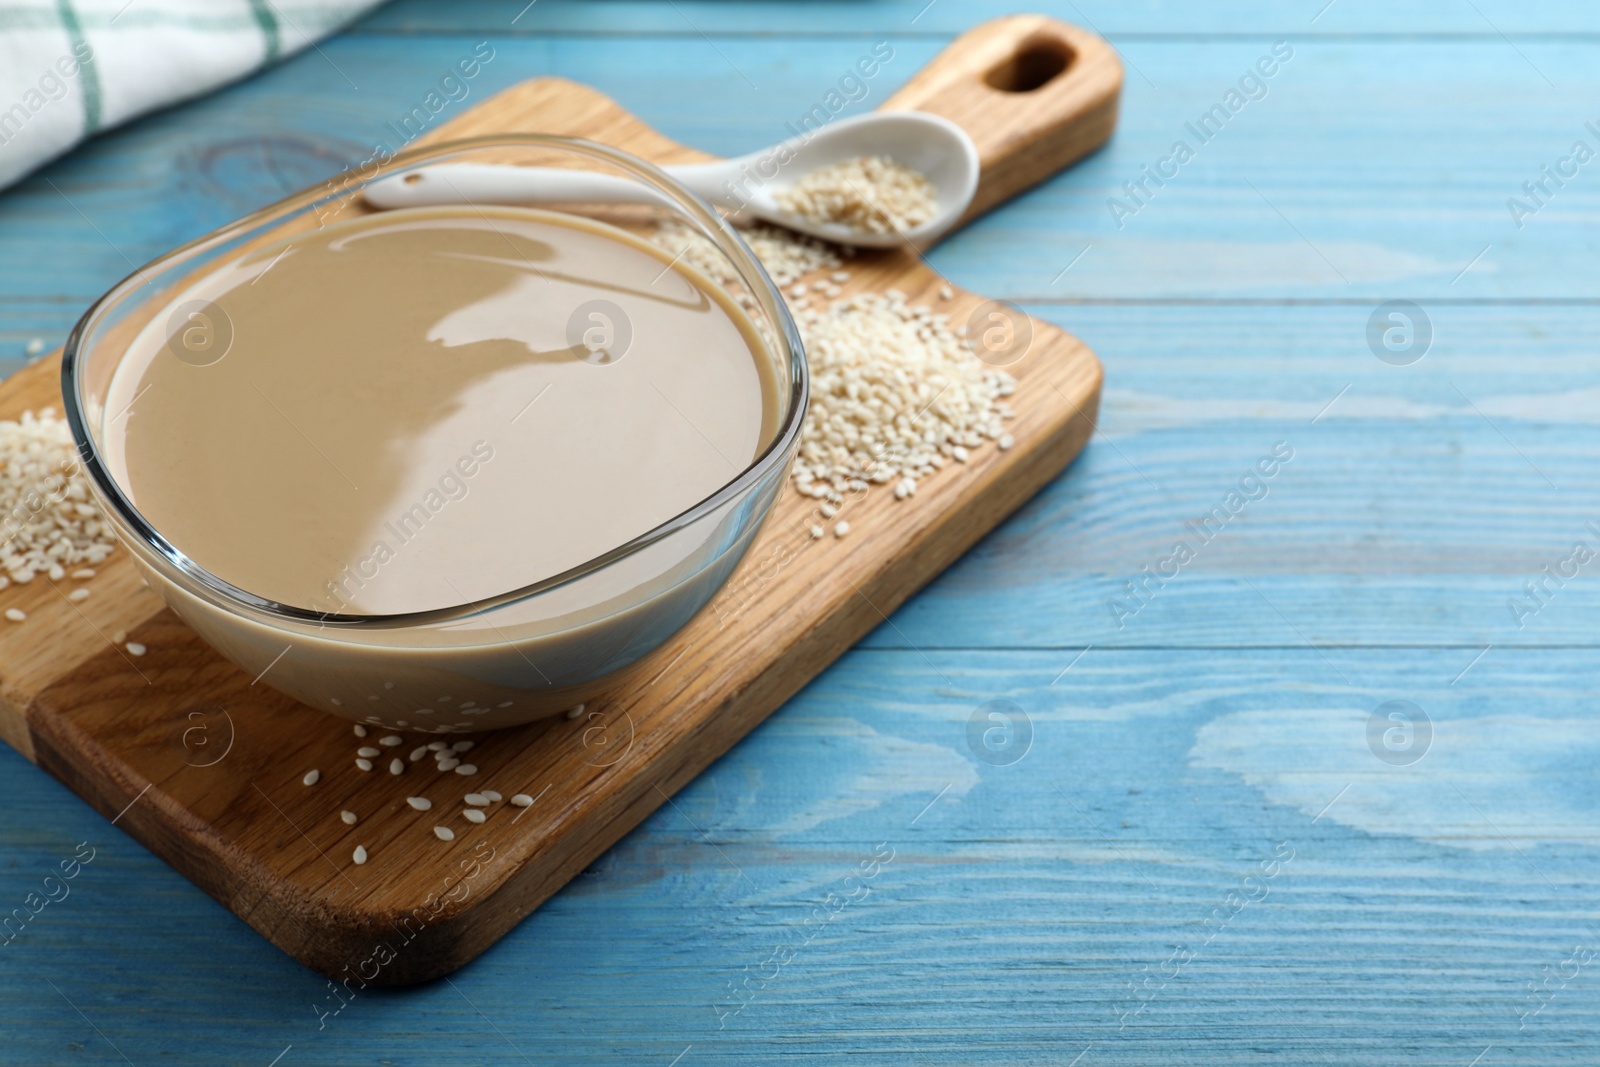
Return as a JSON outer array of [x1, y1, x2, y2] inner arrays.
[[481, 791, 502, 802], [357, 746, 380, 758], [454, 764, 478, 776], [0, 409, 117, 585], [352, 845, 368, 865], [126, 642, 146, 656], [389, 758, 404, 775], [302, 770, 320, 786], [774, 155, 938, 236], [433, 826, 455, 841], [4, 608, 23, 622], [355, 758, 373, 772], [406, 797, 431, 811], [463, 809, 487, 824], [341, 811, 358, 825], [510, 794, 534, 807], [464, 794, 490, 807]]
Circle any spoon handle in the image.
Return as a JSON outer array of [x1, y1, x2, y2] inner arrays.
[[881, 14, 1123, 221], [363, 163, 677, 210]]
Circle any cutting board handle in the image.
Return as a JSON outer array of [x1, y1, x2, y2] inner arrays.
[[881, 14, 1123, 222]]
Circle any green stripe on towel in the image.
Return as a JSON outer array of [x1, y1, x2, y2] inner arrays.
[[55, 0, 101, 134]]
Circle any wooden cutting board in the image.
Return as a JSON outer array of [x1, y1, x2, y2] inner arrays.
[[0, 15, 1117, 984]]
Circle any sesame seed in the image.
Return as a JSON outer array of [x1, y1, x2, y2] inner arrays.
[[379, 735, 403, 747], [998, 434, 1014, 450], [783, 286, 1019, 523], [433, 826, 455, 841], [451, 740, 474, 753], [774, 156, 937, 236], [406, 797, 431, 811], [940, 285, 954, 300], [0, 412, 105, 585], [352, 845, 368, 865], [126, 642, 146, 656], [357, 746, 380, 758], [809, 524, 823, 539], [70, 568, 95, 579], [652, 220, 842, 291], [437, 758, 460, 771], [410, 746, 428, 762], [565, 703, 586, 720], [834, 521, 850, 538], [427, 741, 448, 751], [4, 609, 23, 622], [341, 811, 358, 825], [481, 791, 502, 802], [67, 588, 89, 602], [353, 724, 367, 738], [389, 758, 404, 775], [302, 769, 320, 786], [355, 758, 373, 772], [464, 794, 490, 807], [463, 809, 486, 824], [510, 794, 534, 807], [454, 764, 478, 776]]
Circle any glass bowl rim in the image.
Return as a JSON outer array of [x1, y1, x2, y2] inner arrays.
[[59, 133, 809, 631]]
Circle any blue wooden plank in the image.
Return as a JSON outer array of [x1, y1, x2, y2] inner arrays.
[[869, 302, 1600, 650], [4, 647, 1599, 1063], [366, 0, 1600, 37]]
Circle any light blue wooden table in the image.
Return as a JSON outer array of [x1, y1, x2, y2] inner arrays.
[[3, 1, 1598, 1063]]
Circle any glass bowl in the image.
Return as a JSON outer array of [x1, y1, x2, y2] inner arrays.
[[60, 135, 807, 733]]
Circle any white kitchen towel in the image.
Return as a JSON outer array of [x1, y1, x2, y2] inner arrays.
[[0, 0, 384, 190]]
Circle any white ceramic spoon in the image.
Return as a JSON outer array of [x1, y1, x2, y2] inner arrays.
[[363, 111, 980, 249]]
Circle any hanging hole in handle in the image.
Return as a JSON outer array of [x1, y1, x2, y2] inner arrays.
[[984, 34, 1074, 93]]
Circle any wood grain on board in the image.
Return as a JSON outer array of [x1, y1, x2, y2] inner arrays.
[[1, 17, 1114, 982]]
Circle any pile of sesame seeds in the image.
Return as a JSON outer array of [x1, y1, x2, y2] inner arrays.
[[650, 218, 845, 291], [790, 289, 1016, 518], [0, 408, 116, 595], [302, 721, 542, 866], [774, 155, 939, 236]]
